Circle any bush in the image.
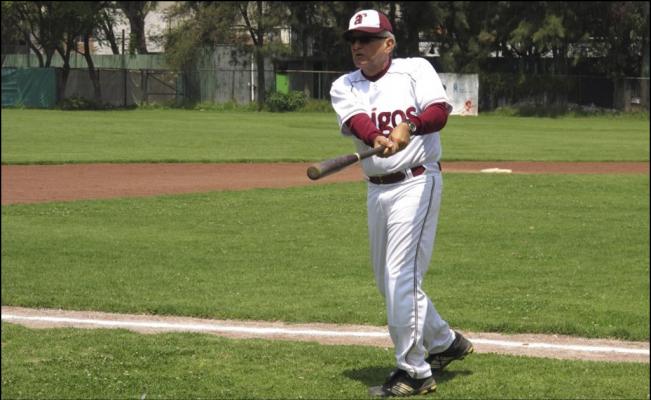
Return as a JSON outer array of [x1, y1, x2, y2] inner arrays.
[[135, 100, 257, 111], [265, 91, 306, 112], [193, 101, 257, 112], [491, 101, 624, 118], [58, 97, 136, 110], [299, 99, 334, 112], [59, 97, 102, 110]]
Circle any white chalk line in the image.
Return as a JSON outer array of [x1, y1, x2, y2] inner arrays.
[[2, 314, 387, 338], [2, 313, 648, 356]]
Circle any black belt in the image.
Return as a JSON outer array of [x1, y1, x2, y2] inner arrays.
[[368, 165, 426, 185]]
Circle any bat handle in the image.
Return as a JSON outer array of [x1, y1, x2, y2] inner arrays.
[[356, 145, 386, 160]]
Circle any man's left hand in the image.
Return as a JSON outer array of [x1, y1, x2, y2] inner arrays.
[[389, 122, 411, 152]]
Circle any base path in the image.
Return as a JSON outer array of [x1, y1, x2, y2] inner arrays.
[[2, 306, 648, 364], [2, 161, 648, 205]]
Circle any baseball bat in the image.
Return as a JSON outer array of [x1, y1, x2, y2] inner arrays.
[[307, 146, 385, 180]]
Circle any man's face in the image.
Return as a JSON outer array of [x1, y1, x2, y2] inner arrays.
[[347, 33, 393, 73]]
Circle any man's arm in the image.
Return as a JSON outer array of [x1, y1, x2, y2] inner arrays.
[[345, 114, 398, 157], [385, 102, 450, 155], [406, 103, 449, 135]]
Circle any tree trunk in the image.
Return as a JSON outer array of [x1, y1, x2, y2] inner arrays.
[[56, 44, 72, 100], [255, 1, 265, 111], [256, 48, 265, 111], [82, 33, 102, 105], [118, 1, 150, 54], [24, 31, 44, 67], [44, 49, 54, 67], [129, 18, 148, 54], [103, 21, 121, 55], [302, 27, 310, 97], [642, 1, 650, 111]]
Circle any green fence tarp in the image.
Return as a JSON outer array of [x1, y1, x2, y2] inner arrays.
[[1, 68, 57, 108]]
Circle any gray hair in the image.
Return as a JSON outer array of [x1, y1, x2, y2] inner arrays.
[[382, 32, 397, 52]]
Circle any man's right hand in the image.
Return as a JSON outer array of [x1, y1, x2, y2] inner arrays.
[[373, 135, 399, 158]]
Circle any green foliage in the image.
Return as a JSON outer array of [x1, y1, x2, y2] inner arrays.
[[58, 97, 104, 111], [136, 98, 333, 113], [135, 99, 181, 110], [58, 97, 140, 111], [134, 100, 259, 112], [191, 101, 258, 112], [490, 103, 621, 118], [5, 1, 649, 82], [265, 90, 307, 112], [298, 98, 334, 112]]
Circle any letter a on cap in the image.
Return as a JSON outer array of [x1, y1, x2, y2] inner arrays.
[[344, 9, 393, 39]]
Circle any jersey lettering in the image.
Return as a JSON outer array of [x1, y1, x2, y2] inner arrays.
[[391, 110, 406, 127], [378, 112, 391, 133], [372, 106, 417, 134]]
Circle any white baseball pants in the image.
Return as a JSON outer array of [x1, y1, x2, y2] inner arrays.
[[367, 169, 455, 379]]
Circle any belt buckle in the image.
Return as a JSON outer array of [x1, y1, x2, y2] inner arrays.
[[377, 171, 405, 184], [389, 172, 405, 184]]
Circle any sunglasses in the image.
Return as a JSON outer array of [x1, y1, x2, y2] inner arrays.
[[346, 35, 387, 44]]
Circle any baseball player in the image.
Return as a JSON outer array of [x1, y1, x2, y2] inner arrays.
[[330, 10, 473, 397]]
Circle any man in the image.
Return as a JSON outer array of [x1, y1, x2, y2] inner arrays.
[[329, 9, 474, 397]]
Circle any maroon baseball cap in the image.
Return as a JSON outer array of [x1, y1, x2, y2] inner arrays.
[[344, 10, 393, 39]]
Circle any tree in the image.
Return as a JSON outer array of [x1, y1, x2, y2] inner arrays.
[[117, 1, 157, 54], [3, 1, 116, 103], [96, 2, 122, 55], [318, 1, 365, 70], [2, 1, 64, 67], [75, 1, 110, 104], [1, 2, 34, 64], [284, 2, 332, 96], [164, 1, 289, 110], [236, 1, 291, 109], [392, 2, 446, 59]]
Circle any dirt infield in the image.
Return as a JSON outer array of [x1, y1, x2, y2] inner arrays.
[[2, 161, 648, 205]]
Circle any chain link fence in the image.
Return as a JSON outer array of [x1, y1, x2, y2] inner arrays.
[[2, 64, 648, 112]]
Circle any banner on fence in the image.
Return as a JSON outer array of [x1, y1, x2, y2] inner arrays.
[[439, 73, 479, 116], [1, 68, 57, 108]]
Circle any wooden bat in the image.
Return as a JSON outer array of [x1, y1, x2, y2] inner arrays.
[[307, 146, 385, 180]]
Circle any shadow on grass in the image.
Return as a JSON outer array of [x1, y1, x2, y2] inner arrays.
[[432, 368, 474, 384], [344, 365, 473, 388], [344, 366, 392, 387]]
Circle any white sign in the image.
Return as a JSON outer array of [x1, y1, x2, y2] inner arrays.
[[439, 73, 479, 116]]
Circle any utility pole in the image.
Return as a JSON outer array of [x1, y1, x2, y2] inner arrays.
[[642, 2, 649, 110]]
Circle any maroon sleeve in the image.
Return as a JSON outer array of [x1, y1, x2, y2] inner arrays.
[[345, 113, 382, 147], [409, 103, 449, 135]]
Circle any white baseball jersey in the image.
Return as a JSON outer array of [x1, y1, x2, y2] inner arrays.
[[330, 57, 451, 177]]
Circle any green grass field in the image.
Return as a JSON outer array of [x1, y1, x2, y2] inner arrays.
[[1, 109, 649, 163], [2, 324, 648, 399], [2, 109, 649, 399], [3, 174, 648, 341]]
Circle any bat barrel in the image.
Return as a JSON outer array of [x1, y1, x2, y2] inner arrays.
[[307, 166, 322, 180], [306, 146, 385, 181]]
